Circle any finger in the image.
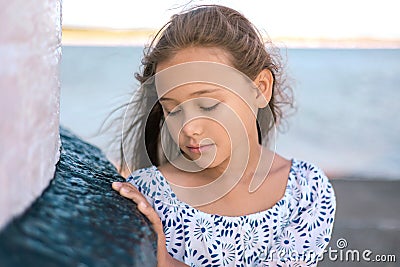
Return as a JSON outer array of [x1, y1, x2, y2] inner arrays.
[[111, 181, 123, 191], [115, 184, 157, 222], [112, 182, 147, 206], [137, 202, 163, 234], [112, 182, 164, 236], [119, 185, 146, 203], [112, 181, 134, 192], [112, 182, 138, 195]]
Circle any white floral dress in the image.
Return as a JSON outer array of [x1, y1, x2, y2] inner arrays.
[[127, 158, 336, 266]]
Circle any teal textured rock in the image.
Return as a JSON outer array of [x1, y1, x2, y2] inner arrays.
[[0, 127, 157, 267]]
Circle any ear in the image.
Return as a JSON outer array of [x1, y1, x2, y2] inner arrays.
[[253, 69, 273, 108]]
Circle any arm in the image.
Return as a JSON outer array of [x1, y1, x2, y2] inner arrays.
[[112, 182, 190, 267]]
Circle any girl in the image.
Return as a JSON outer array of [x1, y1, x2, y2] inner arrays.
[[112, 5, 336, 266]]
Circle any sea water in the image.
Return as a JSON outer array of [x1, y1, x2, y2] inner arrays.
[[60, 46, 400, 179]]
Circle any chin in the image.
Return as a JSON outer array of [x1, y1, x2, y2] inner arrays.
[[192, 158, 213, 169], [197, 156, 229, 170]]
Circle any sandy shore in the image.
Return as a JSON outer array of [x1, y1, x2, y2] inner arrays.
[[319, 179, 399, 266], [62, 28, 400, 48]]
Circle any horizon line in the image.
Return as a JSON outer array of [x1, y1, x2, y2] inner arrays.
[[62, 27, 400, 49]]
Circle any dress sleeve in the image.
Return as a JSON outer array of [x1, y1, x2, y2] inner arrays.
[[269, 164, 336, 266]]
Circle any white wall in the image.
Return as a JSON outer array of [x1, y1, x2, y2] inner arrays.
[[0, 0, 62, 229]]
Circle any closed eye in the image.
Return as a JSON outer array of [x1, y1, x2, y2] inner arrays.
[[200, 102, 220, 112], [164, 101, 221, 116], [166, 109, 181, 116]]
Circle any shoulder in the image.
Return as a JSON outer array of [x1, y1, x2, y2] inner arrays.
[[290, 158, 331, 186], [288, 158, 335, 205], [126, 166, 167, 199], [280, 159, 336, 261], [127, 166, 159, 182]]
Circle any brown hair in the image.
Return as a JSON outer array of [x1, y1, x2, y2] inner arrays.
[[116, 4, 294, 175]]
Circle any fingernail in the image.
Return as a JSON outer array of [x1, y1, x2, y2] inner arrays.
[[112, 182, 122, 188], [139, 202, 147, 209]]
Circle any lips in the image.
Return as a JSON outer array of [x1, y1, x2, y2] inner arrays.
[[186, 144, 214, 154]]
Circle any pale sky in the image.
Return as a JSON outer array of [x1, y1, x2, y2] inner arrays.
[[63, 0, 399, 39]]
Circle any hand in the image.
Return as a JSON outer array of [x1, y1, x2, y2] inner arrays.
[[112, 182, 188, 267]]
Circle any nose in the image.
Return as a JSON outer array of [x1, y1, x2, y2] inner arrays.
[[181, 118, 203, 137]]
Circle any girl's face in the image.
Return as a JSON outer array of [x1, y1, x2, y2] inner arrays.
[[155, 47, 262, 171]]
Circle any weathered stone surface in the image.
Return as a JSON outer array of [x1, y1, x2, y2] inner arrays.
[[0, 0, 61, 229], [0, 127, 157, 267]]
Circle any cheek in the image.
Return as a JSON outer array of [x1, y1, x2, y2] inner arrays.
[[233, 101, 257, 132], [206, 120, 226, 136], [222, 107, 252, 138]]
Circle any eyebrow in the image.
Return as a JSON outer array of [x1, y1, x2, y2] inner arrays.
[[159, 88, 222, 102]]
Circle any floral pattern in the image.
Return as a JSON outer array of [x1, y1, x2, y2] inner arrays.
[[127, 158, 336, 266]]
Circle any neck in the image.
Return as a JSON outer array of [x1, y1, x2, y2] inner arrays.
[[205, 132, 263, 184]]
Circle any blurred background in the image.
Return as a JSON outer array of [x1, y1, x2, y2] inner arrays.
[[60, 1, 399, 265], [61, 0, 400, 180]]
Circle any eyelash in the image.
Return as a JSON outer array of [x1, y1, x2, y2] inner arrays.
[[201, 103, 220, 112], [166, 103, 220, 116]]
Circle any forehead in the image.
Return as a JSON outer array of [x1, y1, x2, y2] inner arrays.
[[153, 47, 256, 104], [159, 83, 225, 103], [154, 60, 255, 105]]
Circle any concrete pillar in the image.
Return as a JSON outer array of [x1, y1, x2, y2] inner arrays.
[[0, 0, 62, 229]]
